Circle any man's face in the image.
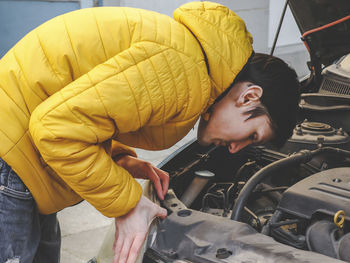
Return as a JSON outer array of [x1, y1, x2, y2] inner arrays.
[[197, 82, 275, 154]]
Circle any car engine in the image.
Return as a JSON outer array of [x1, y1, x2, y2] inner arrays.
[[144, 126, 350, 263], [144, 52, 350, 263]]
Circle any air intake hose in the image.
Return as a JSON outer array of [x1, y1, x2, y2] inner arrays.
[[231, 147, 350, 221]]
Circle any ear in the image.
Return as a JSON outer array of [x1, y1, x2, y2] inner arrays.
[[236, 85, 263, 106]]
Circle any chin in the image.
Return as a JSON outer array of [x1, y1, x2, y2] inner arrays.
[[197, 118, 210, 146], [197, 138, 211, 146], [197, 132, 213, 146], [197, 128, 210, 146]]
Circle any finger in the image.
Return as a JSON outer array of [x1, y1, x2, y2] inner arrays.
[[118, 235, 133, 263], [113, 234, 124, 263], [148, 168, 164, 200], [154, 167, 169, 196], [126, 233, 148, 263], [155, 206, 167, 220], [113, 223, 119, 251], [113, 235, 117, 251]]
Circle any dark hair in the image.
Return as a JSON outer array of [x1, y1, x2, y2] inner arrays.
[[236, 53, 300, 147], [244, 104, 270, 122]]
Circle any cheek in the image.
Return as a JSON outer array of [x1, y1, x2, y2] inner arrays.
[[209, 102, 235, 127], [206, 101, 247, 139], [227, 119, 256, 141], [207, 121, 242, 141], [221, 117, 247, 136], [227, 129, 247, 141], [210, 112, 235, 131]]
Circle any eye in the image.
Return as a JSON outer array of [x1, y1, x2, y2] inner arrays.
[[249, 132, 258, 142]]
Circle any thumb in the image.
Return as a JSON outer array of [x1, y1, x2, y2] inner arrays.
[[156, 207, 167, 220]]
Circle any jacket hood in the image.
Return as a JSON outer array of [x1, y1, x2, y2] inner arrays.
[[173, 1, 253, 107]]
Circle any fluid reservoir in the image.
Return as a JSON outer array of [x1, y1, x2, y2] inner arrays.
[[180, 170, 215, 207]]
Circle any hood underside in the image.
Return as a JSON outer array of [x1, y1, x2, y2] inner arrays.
[[289, 0, 350, 66]]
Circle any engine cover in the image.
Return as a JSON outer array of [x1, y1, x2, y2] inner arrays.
[[278, 167, 350, 220], [146, 190, 343, 263]]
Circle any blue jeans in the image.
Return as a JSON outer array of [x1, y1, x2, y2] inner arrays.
[[0, 158, 61, 263]]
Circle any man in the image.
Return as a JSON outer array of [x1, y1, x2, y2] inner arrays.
[[0, 2, 299, 263], [197, 52, 300, 151]]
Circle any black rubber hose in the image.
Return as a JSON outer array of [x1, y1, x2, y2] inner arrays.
[[314, 147, 350, 158], [231, 147, 350, 221]]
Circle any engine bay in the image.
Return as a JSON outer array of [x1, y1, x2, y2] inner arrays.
[[143, 1, 350, 261], [144, 127, 350, 262]]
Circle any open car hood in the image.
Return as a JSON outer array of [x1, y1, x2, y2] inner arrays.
[[288, 0, 350, 66]]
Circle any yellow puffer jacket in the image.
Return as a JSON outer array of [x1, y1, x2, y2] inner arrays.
[[0, 2, 252, 217]]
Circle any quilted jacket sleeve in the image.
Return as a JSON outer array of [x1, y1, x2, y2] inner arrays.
[[29, 41, 208, 217], [29, 44, 152, 217], [111, 140, 137, 158]]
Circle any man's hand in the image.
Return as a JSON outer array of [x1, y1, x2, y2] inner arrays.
[[114, 155, 169, 200], [113, 196, 167, 263]]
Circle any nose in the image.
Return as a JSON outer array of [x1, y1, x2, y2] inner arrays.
[[228, 140, 251, 154]]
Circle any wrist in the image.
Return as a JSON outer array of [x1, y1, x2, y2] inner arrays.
[[113, 154, 132, 166]]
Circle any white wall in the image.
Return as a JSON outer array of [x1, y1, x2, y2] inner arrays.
[[102, 0, 310, 77], [104, 0, 303, 49], [268, 0, 309, 77], [268, 0, 302, 47], [104, 0, 190, 16], [214, 0, 270, 53]]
